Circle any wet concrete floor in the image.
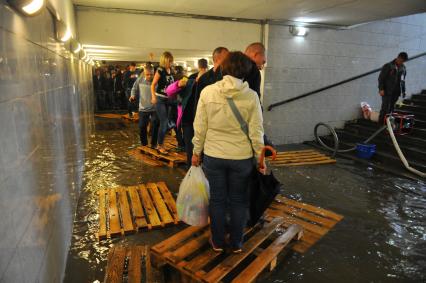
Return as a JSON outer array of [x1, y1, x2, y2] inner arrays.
[[63, 117, 426, 283]]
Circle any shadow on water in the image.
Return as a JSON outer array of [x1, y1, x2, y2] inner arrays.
[[64, 118, 426, 283]]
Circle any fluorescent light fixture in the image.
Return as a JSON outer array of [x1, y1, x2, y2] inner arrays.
[[289, 26, 309, 37], [54, 19, 72, 42], [72, 42, 81, 54], [60, 28, 72, 42], [22, 0, 43, 15], [81, 49, 87, 60], [7, 0, 44, 16]]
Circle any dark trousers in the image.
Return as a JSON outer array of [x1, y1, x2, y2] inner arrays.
[[155, 98, 169, 145], [182, 123, 194, 168], [95, 90, 105, 111], [203, 155, 253, 249], [379, 94, 399, 124], [139, 111, 159, 147]]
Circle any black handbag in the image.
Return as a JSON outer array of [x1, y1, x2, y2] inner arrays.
[[226, 98, 281, 226]]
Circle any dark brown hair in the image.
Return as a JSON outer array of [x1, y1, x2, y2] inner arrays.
[[221, 51, 253, 80]]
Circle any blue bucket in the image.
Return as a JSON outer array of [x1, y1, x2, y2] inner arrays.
[[356, 143, 376, 159]]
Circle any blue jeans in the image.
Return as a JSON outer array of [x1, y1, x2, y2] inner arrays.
[[203, 155, 253, 249], [139, 111, 159, 146], [155, 98, 168, 145]]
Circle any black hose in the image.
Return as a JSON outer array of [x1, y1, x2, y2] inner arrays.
[[314, 122, 387, 157]]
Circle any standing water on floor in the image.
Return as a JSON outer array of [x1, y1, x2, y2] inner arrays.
[[63, 117, 426, 283]]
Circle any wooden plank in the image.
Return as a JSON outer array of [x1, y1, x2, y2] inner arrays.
[[231, 225, 303, 283], [272, 154, 329, 160], [270, 156, 333, 164], [138, 184, 162, 227], [203, 217, 284, 283], [98, 190, 108, 239], [156, 182, 179, 223], [151, 226, 207, 254], [146, 183, 174, 225], [145, 245, 155, 283], [276, 196, 344, 221], [127, 186, 149, 229], [108, 189, 122, 236], [117, 189, 135, 233], [138, 146, 186, 163], [275, 150, 317, 154], [265, 210, 328, 236], [127, 149, 166, 167], [127, 246, 142, 283], [104, 246, 126, 283], [269, 203, 336, 228], [274, 159, 336, 167], [165, 229, 211, 263]]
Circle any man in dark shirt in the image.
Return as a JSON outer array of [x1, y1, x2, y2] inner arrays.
[[195, 47, 229, 104], [93, 69, 106, 111], [378, 52, 408, 124], [244, 42, 266, 99], [189, 58, 208, 80], [244, 42, 274, 150], [123, 62, 137, 117]]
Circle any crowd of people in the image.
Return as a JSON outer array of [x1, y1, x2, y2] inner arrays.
[[123, 42, 268, 253], [93, 44, 410, 253]]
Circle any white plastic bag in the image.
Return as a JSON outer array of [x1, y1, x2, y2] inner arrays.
[[176, 166, 210, 226], [360, 102, 372, 119]]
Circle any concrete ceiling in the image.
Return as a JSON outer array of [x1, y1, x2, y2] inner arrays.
[[73, 0, 426, 26], [73, 0, 426, 63]]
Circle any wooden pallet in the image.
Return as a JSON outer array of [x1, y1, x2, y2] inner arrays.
[[151, 217, 303, 283], [122, 113, 139, 122], [104, 245, 163, 283], [269, 149, 336, 166], [265, 195, 343, 253], [95, 113, 123, 119], [97, 182, 179, 239], [138, 144, 186, 168], [127, 148, 167, 167]]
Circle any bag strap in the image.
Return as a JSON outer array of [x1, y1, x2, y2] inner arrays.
[[226, 97, 256, 159], [226, 97, 249, 138]]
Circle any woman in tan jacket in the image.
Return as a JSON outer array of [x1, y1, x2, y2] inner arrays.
[[192, 51, 265, 253]]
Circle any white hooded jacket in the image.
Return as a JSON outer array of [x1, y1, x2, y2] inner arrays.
[[192, 75, 264, 160]]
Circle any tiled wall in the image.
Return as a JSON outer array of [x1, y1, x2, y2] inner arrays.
[[0, 1, 93, 282], [263, 13, 426, 144]]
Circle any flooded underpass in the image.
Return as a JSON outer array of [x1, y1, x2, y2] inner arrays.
[[63, 117, 426, 283]]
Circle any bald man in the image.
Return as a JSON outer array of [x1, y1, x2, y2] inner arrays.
[[244, 42, 266, 99]]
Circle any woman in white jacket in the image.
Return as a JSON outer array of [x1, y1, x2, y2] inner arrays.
[[192, 51, 265, 253]]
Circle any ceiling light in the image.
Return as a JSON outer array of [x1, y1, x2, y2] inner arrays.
[[54, 19, 72, 42], [70, 40, 81, 54], [7, 0, 44, 16], [289, 26, 309, 37]]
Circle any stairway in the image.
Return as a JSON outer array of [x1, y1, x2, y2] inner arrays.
[[314, 89, 426, 174]]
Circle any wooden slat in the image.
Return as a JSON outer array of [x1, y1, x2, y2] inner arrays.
[[151, 226, 207, 254], [275, 150, 317, 154], [272, 154, 328, 160], [156, 182, 179, 223], [165, 229, 210, 263], [203, 217, 284, 283], [231, 225, 303, 283], [276, 196, 343, 221], [138, 184, 162, 227], [146, 183, 174, 224], [117, 189, 135, 233], [127, 186, 149, 229], [138, 146, 185, 162], [271, 156, 333, 164], [98, 190, 107, 239], [274, 159, 336, 167], [269, 203, 336, 228], [108, 190, 122, 236], [145, 245, 155, 283], [104, 246, 126, 283], [127, 246, 142, 283], [265, 210, 328, 236]]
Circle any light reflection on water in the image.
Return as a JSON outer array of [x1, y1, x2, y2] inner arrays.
[[64, 118, 426, 283]]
